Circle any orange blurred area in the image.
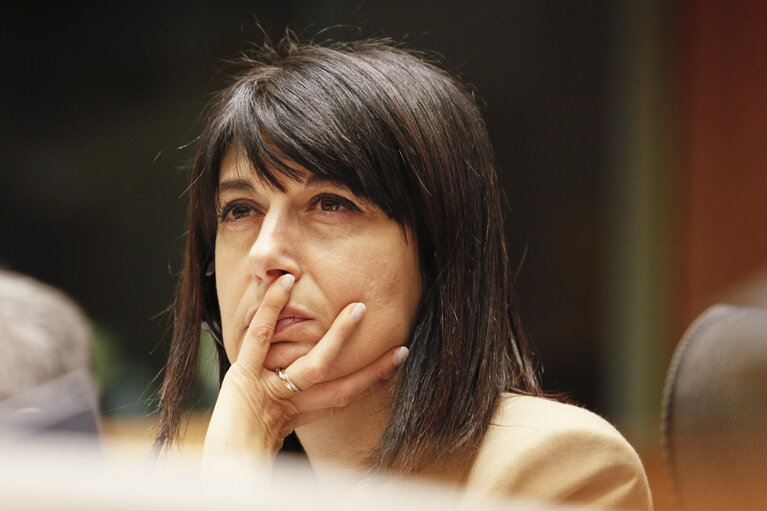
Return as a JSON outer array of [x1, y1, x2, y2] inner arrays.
[[100, 412, 211, 464], [641, 446, 675, 511]]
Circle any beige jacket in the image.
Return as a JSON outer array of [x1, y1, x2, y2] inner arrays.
[[464, 394, 652, 510]]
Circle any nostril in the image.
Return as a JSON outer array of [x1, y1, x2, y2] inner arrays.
[[258, 268, 293, 283]]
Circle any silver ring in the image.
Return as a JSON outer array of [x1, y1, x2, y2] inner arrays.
[[277, 367, 301, 393]]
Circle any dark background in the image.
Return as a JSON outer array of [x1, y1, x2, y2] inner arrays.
[[1, 1, 615, 417]]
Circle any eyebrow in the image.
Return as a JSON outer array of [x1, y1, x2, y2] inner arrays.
[[305, 174, 336, 188], [218, 179, 255, 194]]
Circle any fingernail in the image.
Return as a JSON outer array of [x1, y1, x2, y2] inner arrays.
[[280, 274, 295, 291], [383, 347, 409, 380], [350, 302, 366, 322], [393, 346, 409, 366]]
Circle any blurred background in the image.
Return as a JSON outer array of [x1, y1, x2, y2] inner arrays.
[[2, 0, 766, 505]]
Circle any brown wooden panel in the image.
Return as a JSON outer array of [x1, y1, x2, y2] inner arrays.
[[678, 0, 767, 331]]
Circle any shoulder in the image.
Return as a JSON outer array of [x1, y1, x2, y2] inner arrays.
[[465, 394, 652, 510]]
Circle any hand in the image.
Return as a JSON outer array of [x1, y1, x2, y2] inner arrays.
[[202, 273, 409, 463]]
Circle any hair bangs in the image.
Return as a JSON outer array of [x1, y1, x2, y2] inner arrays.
[[225, 81, 304, 191], [213, 57, 415, 228]]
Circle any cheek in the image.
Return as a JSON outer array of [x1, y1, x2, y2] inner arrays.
[[319, 244, 419, 315], [214, 247, 249, 358], [363, 258, 418, 313], [361, 254, 421, 342], [317, 239, 421, 376]]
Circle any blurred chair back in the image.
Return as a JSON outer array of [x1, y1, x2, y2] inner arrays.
[[661, 304, 767, 510], [0, 370, 100, 444]]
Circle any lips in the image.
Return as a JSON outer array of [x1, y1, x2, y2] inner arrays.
[[244, 306, 311, 338], [274, 316, 309, 335]]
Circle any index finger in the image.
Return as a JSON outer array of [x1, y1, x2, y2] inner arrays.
[[235, 273, 295, 370]]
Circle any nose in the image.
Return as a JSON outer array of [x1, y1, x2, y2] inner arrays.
[[247, 210, 301, 282]]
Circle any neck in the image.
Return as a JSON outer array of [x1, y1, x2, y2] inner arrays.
[[294, 381, 393, 483]]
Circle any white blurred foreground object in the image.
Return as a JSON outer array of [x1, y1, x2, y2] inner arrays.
[[0, 435, 586, 511]]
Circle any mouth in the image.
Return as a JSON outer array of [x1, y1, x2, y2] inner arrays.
[[245, 306, 311, 338], [274, 316, 309, 335]]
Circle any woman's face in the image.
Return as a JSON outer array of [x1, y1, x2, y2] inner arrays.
[[214, 146, 422, 379]]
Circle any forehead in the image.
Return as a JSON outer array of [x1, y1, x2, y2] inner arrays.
[[219, 143, 308, 185], [216, 144, 363, 203]]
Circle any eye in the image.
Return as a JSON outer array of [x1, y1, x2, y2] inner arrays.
[[217, 201, 259, 223], [311, 194, 361, 213]]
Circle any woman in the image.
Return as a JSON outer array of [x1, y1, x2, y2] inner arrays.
[[155, 36, 652, 510]]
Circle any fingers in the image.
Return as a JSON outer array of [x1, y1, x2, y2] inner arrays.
[[236, 274, 295, 370], [290, 345, 409, 415], [283, 301, 366, 391]]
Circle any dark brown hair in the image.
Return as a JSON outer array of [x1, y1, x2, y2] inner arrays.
[[155, 35, 541, 473]]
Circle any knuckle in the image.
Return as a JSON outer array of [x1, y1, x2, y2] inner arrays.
[[277, 404, 297, 425], [283, 400, 300, 418], [249, 325, 274, 342], [264, 379, 286, 401], [330, 387, 354, 408], [335, 316, 355, 336], [303, 362, 327, 383]]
